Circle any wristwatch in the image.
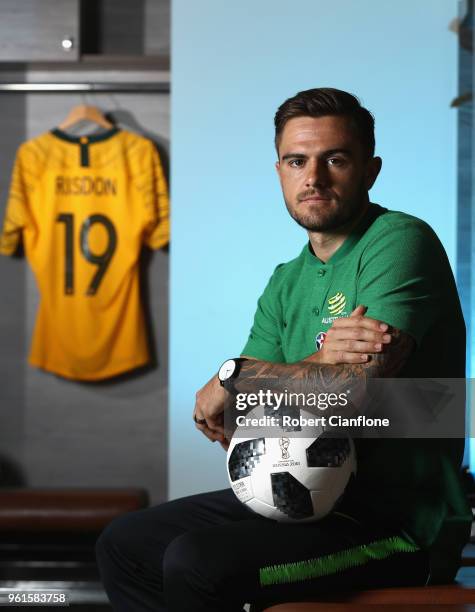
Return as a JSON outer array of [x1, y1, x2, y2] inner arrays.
[[218, 358, 247, 394]]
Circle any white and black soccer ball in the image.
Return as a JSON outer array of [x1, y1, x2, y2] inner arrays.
[[226, 409, 356, 522]]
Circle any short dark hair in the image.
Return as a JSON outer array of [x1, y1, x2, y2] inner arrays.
[[274, 87, 375, 158]]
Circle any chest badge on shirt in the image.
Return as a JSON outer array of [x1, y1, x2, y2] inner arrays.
[[328, 292, 346, 316], [317, 291, 350, 343], [315, 331, 327, 351]]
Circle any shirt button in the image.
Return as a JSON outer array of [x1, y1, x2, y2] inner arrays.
[[80, 136, 89, 144], [317, 269, 326, 277], [312, 307, 320, 316]]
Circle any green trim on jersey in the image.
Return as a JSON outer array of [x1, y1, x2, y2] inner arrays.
[[80, 142, 89, 167], [50, 127, 120, 144], [259, 535, 419, 586], [50, 127, 121, 168]]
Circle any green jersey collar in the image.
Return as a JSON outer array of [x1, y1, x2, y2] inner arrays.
[[50, 127, 120, 144]]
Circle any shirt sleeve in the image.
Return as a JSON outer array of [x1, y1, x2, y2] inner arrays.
[[356, 220, 446, 346], [241, 265, 285, 362], [143, 144, 170, 250], [0, 147, 30, 255]]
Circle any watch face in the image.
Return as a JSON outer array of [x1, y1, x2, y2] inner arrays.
[[219, 359, 236, 382]]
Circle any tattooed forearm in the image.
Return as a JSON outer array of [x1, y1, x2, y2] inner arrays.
[[233, 327, 414, 410], [234, 359, 367, 396]]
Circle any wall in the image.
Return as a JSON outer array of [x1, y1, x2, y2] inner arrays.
[[170, 0, 460, 497]]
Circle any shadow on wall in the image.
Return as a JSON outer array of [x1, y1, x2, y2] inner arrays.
[[0, 455, 26, 486]]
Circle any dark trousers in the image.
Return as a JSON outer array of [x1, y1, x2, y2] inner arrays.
[[96, 488, 430, 612]]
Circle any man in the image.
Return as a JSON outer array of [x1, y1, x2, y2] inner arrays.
[[96, 88, 471, 611]]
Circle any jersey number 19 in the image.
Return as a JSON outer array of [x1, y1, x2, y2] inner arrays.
[[56, 213, 117, 296]]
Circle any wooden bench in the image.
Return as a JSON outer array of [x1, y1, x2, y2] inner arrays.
[[0, 488, 149, 605], [262, 566, 475, 610], [0, 488, 148, 532]]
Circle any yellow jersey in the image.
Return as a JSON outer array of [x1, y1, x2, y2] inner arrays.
[[0, 127, 169, 380]]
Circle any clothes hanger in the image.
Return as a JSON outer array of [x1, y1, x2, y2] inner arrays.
[[58, 104, 114, 130]]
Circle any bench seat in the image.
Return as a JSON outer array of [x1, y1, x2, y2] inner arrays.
[[263, 566, 475, 610], [0, 488, 148, 532]]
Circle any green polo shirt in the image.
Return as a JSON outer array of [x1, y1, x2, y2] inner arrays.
[[242, 203, 471, 583]]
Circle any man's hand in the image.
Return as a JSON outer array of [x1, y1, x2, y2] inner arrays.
[[306, 305, 392, 365], [193, 374, 228, 445]]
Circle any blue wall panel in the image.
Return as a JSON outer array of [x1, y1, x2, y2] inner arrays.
[[171, 0, 459, 498]]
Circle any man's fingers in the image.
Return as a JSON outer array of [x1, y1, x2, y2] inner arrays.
[[327, 327, 391, 344], [199, 422, 225, 437], [195, 422, 225, 443], [350, 304, 367, 317], [193, 413, 207, 425], [332, 314, 389, 332], [332, 339, 385, 353], [204, 416, 225, 435], [333, 351, 369, 364], [193, 408, 224, 433]]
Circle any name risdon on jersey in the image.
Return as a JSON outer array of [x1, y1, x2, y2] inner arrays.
[[55, 175, 118, 196]]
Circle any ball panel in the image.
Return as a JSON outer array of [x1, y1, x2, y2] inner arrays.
[[299, 465, 342, 492], [228, 438, 266, 482], [230, 475, 254, 503], [271, 471, 314, 520], [309, 489, 339, 520], [306, 435, 351, 467]]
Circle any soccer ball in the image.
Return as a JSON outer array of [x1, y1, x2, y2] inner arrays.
[[226, 408, 356, 522]]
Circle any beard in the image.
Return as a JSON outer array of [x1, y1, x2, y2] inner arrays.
[[284, 180, 368, 232]]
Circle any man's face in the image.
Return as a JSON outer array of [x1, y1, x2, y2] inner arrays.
[[276, 115, 380, 232]]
